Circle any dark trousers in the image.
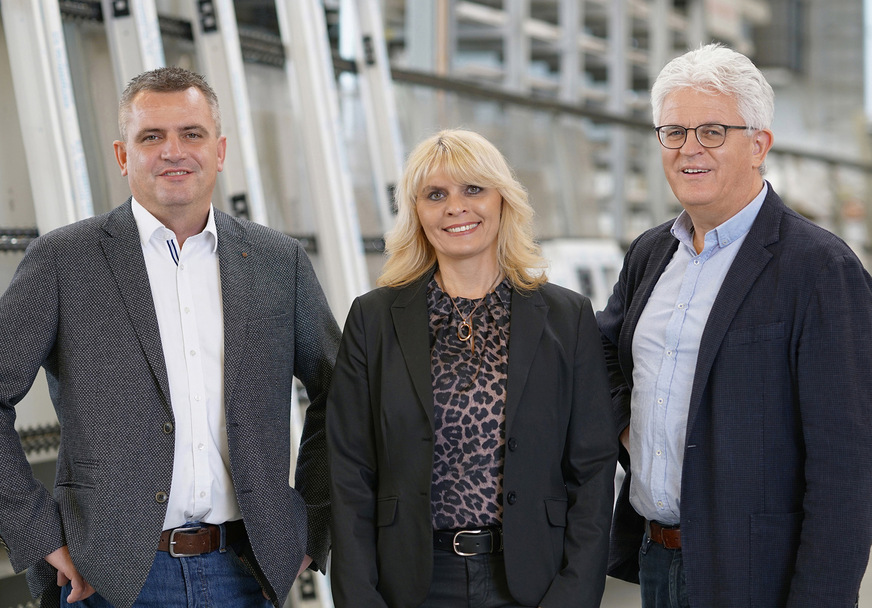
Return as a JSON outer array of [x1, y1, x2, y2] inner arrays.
[[639, 533, 689, 608], [418, 549, 531, 608]]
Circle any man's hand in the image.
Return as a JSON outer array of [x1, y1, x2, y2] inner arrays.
[[297, 554, 313, 577], [45, 546, 95, 603]]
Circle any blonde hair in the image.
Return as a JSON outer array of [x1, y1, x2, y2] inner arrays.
[[378, 129, 547, 291]]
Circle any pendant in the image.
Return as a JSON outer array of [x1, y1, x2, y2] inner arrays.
[[457, 320, 473, 342]]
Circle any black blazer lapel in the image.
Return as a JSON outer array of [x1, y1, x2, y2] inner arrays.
[[505, 288, 548, 432], [99, 199, 172, 416], [214, 211, 253, 407], [390, 276, 435, 431]]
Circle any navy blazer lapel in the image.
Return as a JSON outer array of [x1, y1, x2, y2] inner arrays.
[[214, 211, 253, 407], [505, 288, 548, 433], [686, 189, 781, 432], [100, 199, 172, 415], [391, 275, 435, 431], [619, 230, 679, 377]]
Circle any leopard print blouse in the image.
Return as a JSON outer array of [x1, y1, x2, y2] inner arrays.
[[427, 277, 511, 530]]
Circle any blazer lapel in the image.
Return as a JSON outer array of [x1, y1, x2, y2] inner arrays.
[[505, 288, 548, 432], [214, 211, 252, 407], [619, 230, 680, 375], [391, 276, 435, 431], [100, 199, 172, 415], [686, 189, 781, 432]]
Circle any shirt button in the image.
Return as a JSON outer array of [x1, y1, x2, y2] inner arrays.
[[200, 491, 206, 498], [657, 398, 664, 405], [656, 450, 662, 456], [693, 259, 700, 265], [184, 307, 191, 314], [507, 437, 518, 452], [506, 491, 517, 505], [179, 264, 185, 271], [666, 350, 673, 356], [155, 491, 169, 503], [657, 501, 664, 508], [678, 303, 686, 309], [193, 394, 201, 402], [198, 443, 205, 451], [189, 350, 196, 357], [163, 422, 174, 434]]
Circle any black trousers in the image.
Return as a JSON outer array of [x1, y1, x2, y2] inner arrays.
[[418, 549, 531, 608]]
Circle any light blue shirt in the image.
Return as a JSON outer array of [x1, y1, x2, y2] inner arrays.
[[628, 184, 767, 524]]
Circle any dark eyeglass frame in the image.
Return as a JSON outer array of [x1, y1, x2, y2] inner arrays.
[[653, 123, 752, 149]]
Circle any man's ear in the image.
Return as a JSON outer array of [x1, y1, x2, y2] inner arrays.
[[113, 140, 129, 176], [751, 128, 774, 171]]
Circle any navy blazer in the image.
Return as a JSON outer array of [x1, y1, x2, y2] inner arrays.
[[326, 274, 618, 608], [598, 185, 872, 607]]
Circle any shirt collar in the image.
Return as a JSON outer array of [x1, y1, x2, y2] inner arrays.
[[131, 198, 219, 253], [671, 181, 768, 252]]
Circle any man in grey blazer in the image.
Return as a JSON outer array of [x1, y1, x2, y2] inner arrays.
[[598, 45, 872, 607], [0, 67, 339, 607]]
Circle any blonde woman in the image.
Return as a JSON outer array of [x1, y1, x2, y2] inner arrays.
[[327, 129, 617, 608]]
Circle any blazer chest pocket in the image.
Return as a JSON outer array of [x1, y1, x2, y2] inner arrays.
[[377, 496, 398, 527], [55, 459, 99, 490], [725, 321, 785, 347]]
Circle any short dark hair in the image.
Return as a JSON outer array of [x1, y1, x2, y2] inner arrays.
[[118, 66, 221, 141]]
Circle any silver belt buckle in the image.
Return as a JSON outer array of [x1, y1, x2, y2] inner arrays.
[[452, 529, 487, 556], [169, 525, 203, 558]]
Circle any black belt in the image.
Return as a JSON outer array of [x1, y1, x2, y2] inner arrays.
[[434, 526, 503, 556]]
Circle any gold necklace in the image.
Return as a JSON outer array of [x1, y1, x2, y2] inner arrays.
[[446, 274, 502, 355]]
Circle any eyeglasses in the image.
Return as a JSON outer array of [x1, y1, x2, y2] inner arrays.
[[654, 124, 752, 149]]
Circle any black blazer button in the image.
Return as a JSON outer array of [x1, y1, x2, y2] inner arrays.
[[163, 422, 174, 434], [507, 437, 518, 451], [506, 491, 517, 505], [155, 491, 169, 503]]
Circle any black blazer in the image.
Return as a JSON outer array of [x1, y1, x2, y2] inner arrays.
[[598, 186, 872, 607], [326, 274, 618, 608]]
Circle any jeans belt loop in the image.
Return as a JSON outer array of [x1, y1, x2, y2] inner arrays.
[[219, 522, 227, 553]]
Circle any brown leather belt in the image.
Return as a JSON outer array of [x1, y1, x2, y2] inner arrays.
[[648, 521, 681, 550], [158, 520, 246, 557]]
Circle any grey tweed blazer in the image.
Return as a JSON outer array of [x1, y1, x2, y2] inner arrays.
[[0, 200, 340, 608]]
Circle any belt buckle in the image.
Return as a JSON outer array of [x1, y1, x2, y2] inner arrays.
[[452, 529, 487, 556], [169, 525, 203, 558]]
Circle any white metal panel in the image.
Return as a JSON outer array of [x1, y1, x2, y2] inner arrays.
[[100, 0, 165, 92], [274, 0, 368, 318], [1, 0, 94, 232], [340, 0, 404, 231]]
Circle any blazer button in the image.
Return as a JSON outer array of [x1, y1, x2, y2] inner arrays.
[[163, 422, 174, 434], [506, 491, 517, 505], [507, 437, 518, 451], [155, 491, 169, 504]]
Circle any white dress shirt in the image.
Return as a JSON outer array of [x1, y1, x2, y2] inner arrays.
[[131, 199, 241, 530]]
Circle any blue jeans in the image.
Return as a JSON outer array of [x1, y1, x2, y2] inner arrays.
[[639, 532, 689, 608], [60, 538, 271, 607]]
